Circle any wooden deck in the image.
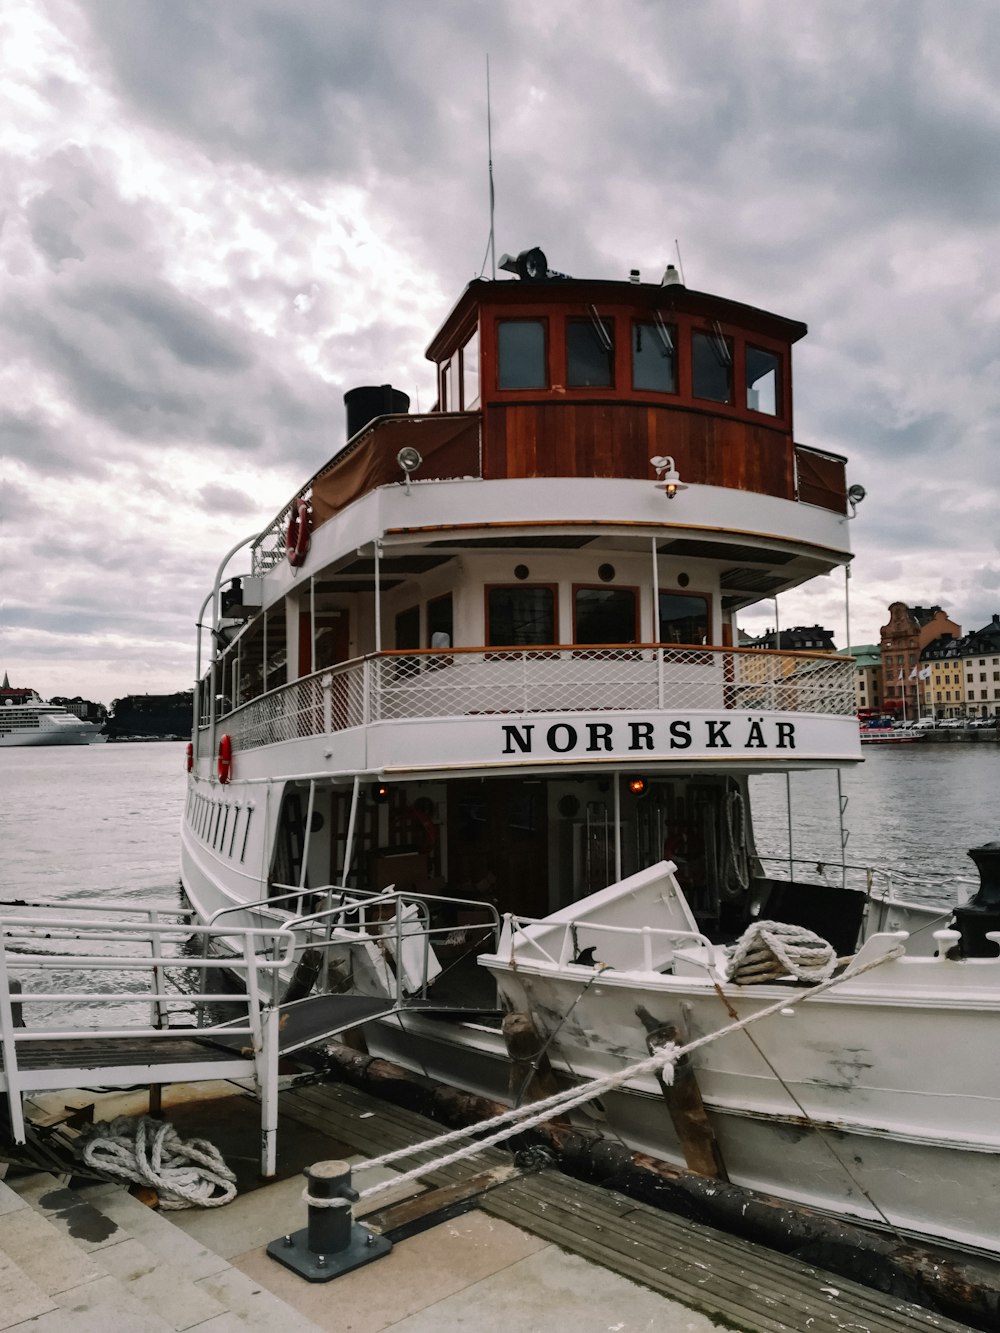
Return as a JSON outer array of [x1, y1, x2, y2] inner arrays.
[[281, 1080, 974, 1333]]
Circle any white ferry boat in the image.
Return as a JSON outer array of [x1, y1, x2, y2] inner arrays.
[[182, 252, 1000, 1255], [0, 678, 100, 747]]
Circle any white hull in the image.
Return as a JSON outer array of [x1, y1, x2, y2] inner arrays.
[[0, 728, 95, 747], [366, 1008, 999, 1255]]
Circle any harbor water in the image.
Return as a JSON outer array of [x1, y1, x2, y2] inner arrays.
[[3, 740, 998, 905], [1, 740, 998, 1019]]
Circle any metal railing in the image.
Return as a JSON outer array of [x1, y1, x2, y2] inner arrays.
[[0, 896, 295, 1173], [207, 884, 502, 1004], [213, 645, 856, 753], [497, 912, 720, 974]]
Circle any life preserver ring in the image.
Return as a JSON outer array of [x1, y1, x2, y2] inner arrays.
[[217, 734, 233, 784], [185, 742, 193, 773], [286, 497, 311, 568]]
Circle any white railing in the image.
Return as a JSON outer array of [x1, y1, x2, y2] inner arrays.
[[0, 896, 295, 1174], [498, 912, 720, 975], [207, 884, 502, 1003], [215, 646, 856, 753]]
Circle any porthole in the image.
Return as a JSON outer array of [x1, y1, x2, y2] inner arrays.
[[598, 563, 616, 583]]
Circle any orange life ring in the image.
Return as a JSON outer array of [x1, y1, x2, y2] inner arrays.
[[286, 497, 311, 568], [218, 734, 233, 784], [186, 741, 193, 773]]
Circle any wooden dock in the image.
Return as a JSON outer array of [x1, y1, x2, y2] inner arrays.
[[281, 1079, 976, 1333]]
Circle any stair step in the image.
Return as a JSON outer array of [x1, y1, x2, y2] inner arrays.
[[3, 1173, 322, 1331]]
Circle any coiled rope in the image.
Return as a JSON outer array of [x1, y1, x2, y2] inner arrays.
[[77, 1115, 237, 1209], [351, 938, 903, 1203], [726, 920, 837, 984]]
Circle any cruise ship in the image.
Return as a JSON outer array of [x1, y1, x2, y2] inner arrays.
[[0, 676, 100, 747]]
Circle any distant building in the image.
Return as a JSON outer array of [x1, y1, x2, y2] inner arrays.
[[920, 634, 964, 719], [961, 615, 1000, 718], [880, 604, 960, 718], [50, 696, 107, 723], [842, 644, 882, 713], [0, 671, 34, 706], [743, 625, 838, 653]]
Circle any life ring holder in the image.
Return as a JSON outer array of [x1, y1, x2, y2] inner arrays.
[[217, 734, 233, 785], [286, 497, 311, 568]]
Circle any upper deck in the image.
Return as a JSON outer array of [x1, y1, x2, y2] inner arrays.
[[252, 265, 846, 574]]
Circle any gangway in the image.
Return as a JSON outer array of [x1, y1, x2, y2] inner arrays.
[[0, 898, 405, 1177]]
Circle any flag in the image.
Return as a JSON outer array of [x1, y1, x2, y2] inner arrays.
[[897, 669, 903, 681], [920, 665, 932, 680], [909, 667, 918, 679]]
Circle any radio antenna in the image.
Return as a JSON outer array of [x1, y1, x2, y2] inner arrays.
[[674, 239, 686, 286], [487, 55, 496, 279]]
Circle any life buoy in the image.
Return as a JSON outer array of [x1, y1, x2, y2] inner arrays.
[[185, 741, 193, 773], [218, 734, 233, 784], [286, 497, 311, 568]]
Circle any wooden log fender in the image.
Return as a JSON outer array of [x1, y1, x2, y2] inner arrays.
[[319, 1041, 1000, 1332]]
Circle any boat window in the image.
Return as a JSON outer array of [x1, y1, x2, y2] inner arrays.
[[658, 592, 710, 645], [497, 320, 547, 389], [394, 605, 421, 681], [462, 331, 480, 410], [264, 607, 287, 692], [427, 594, 453, 669], [487, 585, 556, 646], [692, 330, 732, 403], [746, 345, 779, 415], [566, 317, 614, 387], [632, 321, 676, 393], [574, 587, 637, 645], [238, 621, 264, 703]]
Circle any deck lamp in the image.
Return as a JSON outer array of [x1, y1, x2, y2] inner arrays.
[[846, 483, 866, 519], [650, 456, 688, 499]]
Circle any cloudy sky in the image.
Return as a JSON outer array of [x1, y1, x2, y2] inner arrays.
[[3, 0, 1000, 704]]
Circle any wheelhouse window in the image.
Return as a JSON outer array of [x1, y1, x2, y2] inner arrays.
[[632, 321, 676, 393], [692, 330, 732, 403], [574, 587, 637, 645], [746, 345, 779, 416], [566, 317, 614, 387], [462, 330, 480, 409], [658, 593, 709, 645], [497, 320, 547, 389], [487, 586, 556, 646]]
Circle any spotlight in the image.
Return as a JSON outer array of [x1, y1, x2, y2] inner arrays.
[[627, 776, 648, 797], [397, 447, 422, 496], [846, 483, 867, 518], [372, 783, 390, 804]]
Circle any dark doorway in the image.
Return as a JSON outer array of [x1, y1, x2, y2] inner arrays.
[[447, 779, 549, 918]]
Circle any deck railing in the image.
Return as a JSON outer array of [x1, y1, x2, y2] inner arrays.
[[213, 645, 855, 753]]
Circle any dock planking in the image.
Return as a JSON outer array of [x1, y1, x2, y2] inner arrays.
[[281, 1080, 972, 1333]]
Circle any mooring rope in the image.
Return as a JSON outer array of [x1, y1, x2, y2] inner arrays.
[[726, 919, 837, 984], [352, 939, 904, 1203], [77, 1115, 237, 1209]]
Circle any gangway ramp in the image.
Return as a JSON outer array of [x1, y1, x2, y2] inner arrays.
[[0, 897, 309, 1176]]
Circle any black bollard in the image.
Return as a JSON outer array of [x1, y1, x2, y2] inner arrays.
[[952, 842, 1000, 956], [266, 1159, 392, 1282]]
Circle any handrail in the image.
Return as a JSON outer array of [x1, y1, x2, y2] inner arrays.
[[500, 913, 717, 972]]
